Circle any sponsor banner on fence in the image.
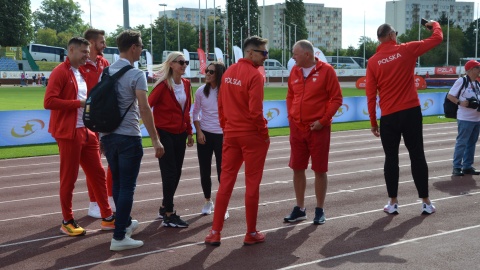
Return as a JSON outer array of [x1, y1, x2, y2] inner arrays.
[[0, 93, 447, 147], [435, 66, 457, 75]]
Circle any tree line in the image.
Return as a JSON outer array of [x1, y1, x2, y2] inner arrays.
[[2, 0, 479, 66]]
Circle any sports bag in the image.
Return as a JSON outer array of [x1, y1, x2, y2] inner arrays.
[[443, 76, 467, 119], [83, 65, 133, 132]]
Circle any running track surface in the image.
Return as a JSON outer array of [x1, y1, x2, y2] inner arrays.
[[1, 122, 480, 269]]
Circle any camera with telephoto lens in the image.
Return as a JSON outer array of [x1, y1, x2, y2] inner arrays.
[[466, 97, 480, 110]]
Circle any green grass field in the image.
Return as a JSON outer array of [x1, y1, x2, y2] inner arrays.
[[0, 85, 449, 111], [0, 85, 454, 159]]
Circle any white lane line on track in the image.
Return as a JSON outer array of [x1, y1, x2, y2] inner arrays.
[[1, 190, 477, 250], [0, 137, 457, 180], [0, 154, 459, 205], [277, 224, 480, 270], [40, 192, 480, 270]]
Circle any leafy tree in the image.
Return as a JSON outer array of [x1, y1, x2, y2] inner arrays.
[[57, 31, 74, 48], [33, 0, 84, 33], [227, 0, 260, 51], [36, 28, 58, 46], [356, 36, 379, 64], [285, 0, 308, 45], [0, 0, 33, 46], [463, 19, 480, 58]]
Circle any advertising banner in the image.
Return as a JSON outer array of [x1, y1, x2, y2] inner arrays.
[[0, 93, 447, 147]]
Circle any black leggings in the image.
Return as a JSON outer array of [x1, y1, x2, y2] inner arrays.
[[380, 106, 429, 199], [197, 130, 223, 199], [157, 129, 187, 212]]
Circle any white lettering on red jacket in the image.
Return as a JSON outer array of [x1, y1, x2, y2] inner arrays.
[[377, 53, 402, 66]]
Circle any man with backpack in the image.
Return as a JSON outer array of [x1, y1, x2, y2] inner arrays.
[[44, 37, 115, 236], [447, 60, 480, 176], [99, 30, 164, 251]]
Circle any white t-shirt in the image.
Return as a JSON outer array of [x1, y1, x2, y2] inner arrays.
[[448, 76, 480, 122], [173, 80, 186, 112], [72, 67, 88, 128], [302, 65, 315, 78]]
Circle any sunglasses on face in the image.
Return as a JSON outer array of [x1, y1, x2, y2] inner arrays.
[[136, 44, 144, 49], [205, 69, 215, 75], [253, 49, 269, 57], [173, 60, 189, 66]]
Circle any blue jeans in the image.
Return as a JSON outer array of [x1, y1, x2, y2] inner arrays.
[[101, 134, 143, 240], [453, 119, 480, 169]]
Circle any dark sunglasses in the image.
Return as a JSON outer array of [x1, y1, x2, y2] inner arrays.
[[205, 69, 215, 75], [173, 60, 189, 66], [253, 49, 269, 57], [391, 31, 398, 36], [136, 44, 144, 49]]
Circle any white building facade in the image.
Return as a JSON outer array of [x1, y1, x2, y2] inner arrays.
[[385, 0, 474, 36]]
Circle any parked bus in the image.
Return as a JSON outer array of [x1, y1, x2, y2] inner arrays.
[[103, 47, 147, 67], [162, 50, 215, 70], [325, 56, 366, 69], [28, 44, 67, 62]]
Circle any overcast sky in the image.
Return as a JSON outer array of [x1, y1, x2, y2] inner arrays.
[[30, 0, 478, 49]]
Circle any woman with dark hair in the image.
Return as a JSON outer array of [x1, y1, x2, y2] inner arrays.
[[192, 62, 228, 219], [148, 51, 194, 228]]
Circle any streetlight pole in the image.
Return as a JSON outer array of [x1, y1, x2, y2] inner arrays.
[[214, 2, 216, 50], [476, 3, 479, 59], [159, 3, 167, 52], [150, 14, 153, 60], [291, 23, 297, 44], [177, 10, 180, 51]]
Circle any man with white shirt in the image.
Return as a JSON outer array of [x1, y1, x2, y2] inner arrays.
[[44, 37, 115, 236]]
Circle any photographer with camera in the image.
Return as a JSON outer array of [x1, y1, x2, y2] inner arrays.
[[447, 60, 480, 176]]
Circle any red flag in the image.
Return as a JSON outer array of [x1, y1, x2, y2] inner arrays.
[[197, 48, 207, 74]]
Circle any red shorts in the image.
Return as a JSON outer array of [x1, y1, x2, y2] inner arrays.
[[289, 123, 331, 172]]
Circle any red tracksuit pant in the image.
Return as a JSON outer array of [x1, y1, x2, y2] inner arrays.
[[212, 134, 270, 233], [56, 128, 112, 221]]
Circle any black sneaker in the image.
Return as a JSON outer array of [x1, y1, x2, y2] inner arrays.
[[163, 212, 189, 228], [158, 207, 166, 219], [462, 167, 480, 175], [452, 168, 464, 176], [284, 206, 307, 222], [313, 207, 326, 225]]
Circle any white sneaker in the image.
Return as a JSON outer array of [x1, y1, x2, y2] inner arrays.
[[224, 210, 230, 220], [110, 236, 144, 251], [88, 202, 101, 218], [383, 202, 399, 214], [108, 196, 116, 212], [422, 203, 436, 215], [126, 220, 139, 237], [201, 201, 214, 215]]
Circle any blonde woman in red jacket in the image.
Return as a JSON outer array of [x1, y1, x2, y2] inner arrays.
[[148, 51, 194, 228]]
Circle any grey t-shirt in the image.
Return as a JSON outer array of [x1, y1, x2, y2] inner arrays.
[[103, 58, 148, 137]]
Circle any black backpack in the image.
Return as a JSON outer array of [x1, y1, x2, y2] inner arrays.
[[443, 76, 468, 119], [83, 65, 133, 132]]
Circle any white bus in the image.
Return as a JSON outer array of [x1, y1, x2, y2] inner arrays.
[[162, 50, 215, 70], [29, 44, 67, 62], [325, 56, 366, 69], [104, 47, 147, 67]]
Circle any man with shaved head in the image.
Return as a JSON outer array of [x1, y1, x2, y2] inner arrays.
[[366, 20, 443, 215]]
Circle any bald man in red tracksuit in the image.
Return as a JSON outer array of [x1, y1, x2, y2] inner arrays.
[[366, 20, 442, 215], [205, 36, 270, 246]]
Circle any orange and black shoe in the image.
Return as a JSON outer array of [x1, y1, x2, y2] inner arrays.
[[101, 215, 115, 230], [60, 219, 86, 236]]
